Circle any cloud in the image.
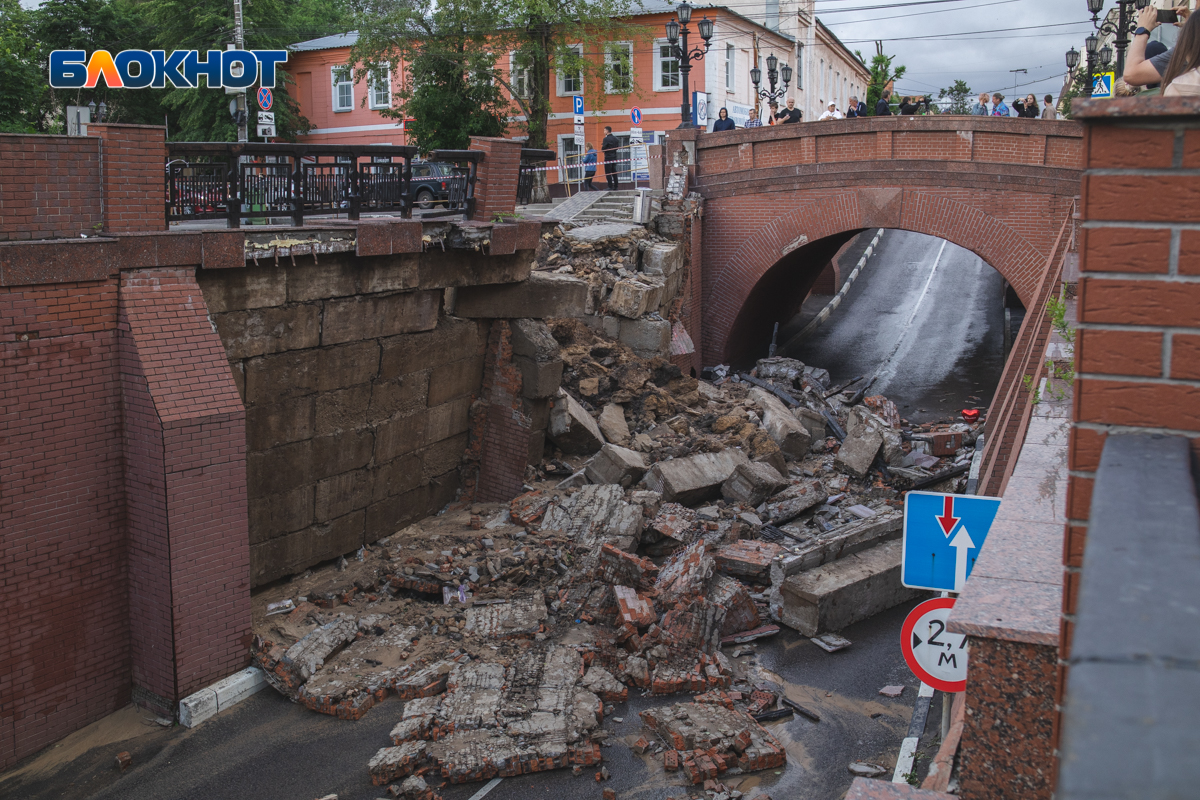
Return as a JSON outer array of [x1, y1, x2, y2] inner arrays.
[[819, 0, 1092, 100]]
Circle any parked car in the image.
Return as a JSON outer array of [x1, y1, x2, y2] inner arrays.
[[411, 161, 463, 209]]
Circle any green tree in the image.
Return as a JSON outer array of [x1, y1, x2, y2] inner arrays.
[[938, 79, 973, 115], [348, 0, 511, 152], [0, 0, 45, 132], [856, 48, 906, 115]]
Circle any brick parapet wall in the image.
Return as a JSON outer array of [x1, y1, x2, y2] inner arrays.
[[469, 137, 522, 222], [1058, 95, 1200, 761], [90, 125, 167, 234], [0, 278, 129, 770], [0, 134, 102, 241]]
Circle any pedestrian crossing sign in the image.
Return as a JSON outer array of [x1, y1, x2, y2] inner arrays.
[[1093, 72, 1114, 98]]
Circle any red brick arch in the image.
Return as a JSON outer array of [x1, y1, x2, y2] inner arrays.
[[671, 117, 1084, 365]]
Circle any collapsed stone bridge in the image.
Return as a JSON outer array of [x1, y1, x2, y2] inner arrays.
[[664, 116, 1084, 367]]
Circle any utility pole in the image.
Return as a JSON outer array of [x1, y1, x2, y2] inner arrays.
[[1009, 68, 1026, 100], [233, 0, 247, 142]]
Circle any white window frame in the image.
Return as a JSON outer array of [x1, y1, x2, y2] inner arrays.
[[654, 39, 680, 92], [556, 44, 583, 97], [332, 65, 354, 112], [605, 41, 633, 94], [725, 43, 735, 92], [509, 51, 532, 99], [368, 63, 391, 110]]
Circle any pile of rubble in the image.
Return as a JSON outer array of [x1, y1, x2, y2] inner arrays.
[[254, 318, 981, 795]]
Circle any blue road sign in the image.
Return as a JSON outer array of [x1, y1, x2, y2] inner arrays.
[[1092, 72, 1114, 99], [631, 107, 642, 125], [902, 491, 1002, 592], [573, 95, 585, 115], [257, 86, 273, 111]]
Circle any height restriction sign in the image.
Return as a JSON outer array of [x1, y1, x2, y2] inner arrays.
[[901, 597, 968, 692]]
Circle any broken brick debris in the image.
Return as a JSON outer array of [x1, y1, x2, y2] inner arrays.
[[639, 702, 786, 783]]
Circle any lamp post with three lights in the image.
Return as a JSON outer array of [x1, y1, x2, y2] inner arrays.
[[664, 2, 714, 128]]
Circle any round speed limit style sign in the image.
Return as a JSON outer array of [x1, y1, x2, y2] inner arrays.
[[901, 597, 968, 692]]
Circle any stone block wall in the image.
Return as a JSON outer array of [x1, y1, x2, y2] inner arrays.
[[197, 253, 489, 586]]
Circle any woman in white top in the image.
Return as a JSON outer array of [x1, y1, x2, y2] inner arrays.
[[1163, 10, 1200, 95]]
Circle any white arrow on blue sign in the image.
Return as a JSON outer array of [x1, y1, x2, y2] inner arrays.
[[902, 491, 1002, 592], [573, 95, 585, 115]]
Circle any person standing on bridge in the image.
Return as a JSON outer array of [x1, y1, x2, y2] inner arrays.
[[712, 107, 736, 131], [1161, 9, 1200, 95], [990, 93, 1011, 116], [1041, 94, 1057, 119], [971, 93, 991, 115], [1012, 94, 1040, 118], [745, 108, 763, 127], [874, 89, 893, 115], [601, 126, 620, 190], [774, 98, 802, 123], [846, 96, 868, 117], [819, 101, 844, 120]]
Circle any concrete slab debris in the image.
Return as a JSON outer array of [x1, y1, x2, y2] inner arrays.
[[750, 388, 813, 459], [597, 403, 630, 445], [583, 444, 647, 488], [714, 540, 783, 583], [778, 540, 921, 636], [464, 593, 548, 639], [643, 449, 750, 505], [721, 462, 786, 507], [548, 390, 606, 454]]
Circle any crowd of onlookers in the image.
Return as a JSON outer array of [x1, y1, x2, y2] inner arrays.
[[704, 88, 1058, 131]]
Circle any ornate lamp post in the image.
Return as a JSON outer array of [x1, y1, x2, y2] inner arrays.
[[665, 2, 714, 129], [1088, 0, 1152, 77], [1081, 31, 1100, 96], [750, 52, 792, 105]]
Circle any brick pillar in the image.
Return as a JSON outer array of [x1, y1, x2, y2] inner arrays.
[[120, 267, 250, 712], [468, 136, 522, 222], [1058, 95, 1200, 761], [90, 124, 167, 233]]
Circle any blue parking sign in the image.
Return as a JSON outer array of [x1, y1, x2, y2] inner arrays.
[[902, 492, 1001, 592], [573, 95, 584, 115]]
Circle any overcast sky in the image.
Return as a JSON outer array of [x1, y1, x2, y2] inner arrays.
[[817, 0, 1095, 103]]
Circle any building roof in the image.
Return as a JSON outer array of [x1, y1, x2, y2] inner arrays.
[[291, 32, 360, 51], [629, 1, 795, 41], [815, 19, 869, 79]]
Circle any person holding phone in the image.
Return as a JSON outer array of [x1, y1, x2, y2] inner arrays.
[[1124, 4, 1191, 87], [1162, 9, 1200, 94]]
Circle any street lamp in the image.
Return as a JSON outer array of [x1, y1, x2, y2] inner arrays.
[[1100, 43, 1114, 67], [751, 51, 792, 105], [664, 1, 714, 128], [1066, 46, 1080, 70], [1088, 0, 1148, 79], [1082, 31, 1100, 97]]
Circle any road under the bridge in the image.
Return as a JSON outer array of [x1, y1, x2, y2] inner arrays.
[[781, 230, 1010, 425]]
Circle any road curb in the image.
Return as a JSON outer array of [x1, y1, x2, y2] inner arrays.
[[179, 667, 267, 728], [788, 228, 885, 348]]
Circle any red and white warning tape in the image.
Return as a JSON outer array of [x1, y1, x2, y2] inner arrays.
[[523, 154, 664, 172]]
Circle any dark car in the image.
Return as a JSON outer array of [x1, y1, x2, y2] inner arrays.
[[410, 161, 464, 209]]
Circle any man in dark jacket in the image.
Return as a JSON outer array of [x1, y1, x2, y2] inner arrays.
[[875, 89, 893, 116], [601, 126, 620, 190], [846, 96, 867, 117]]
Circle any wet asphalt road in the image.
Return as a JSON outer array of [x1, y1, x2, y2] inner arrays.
[[8, 599, 942, 800], [782, 229, 1008, 425]]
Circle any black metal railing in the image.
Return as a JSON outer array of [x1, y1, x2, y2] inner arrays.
[[517, 148, 556, 206], [166, 142, 419, 227]]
